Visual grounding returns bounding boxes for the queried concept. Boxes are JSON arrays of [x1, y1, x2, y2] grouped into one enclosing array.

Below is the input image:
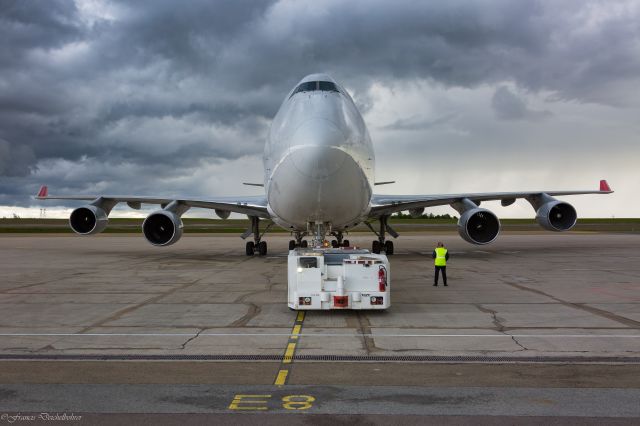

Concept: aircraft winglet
[[36, 185, 48, 198], [599, 179, 612, 192]]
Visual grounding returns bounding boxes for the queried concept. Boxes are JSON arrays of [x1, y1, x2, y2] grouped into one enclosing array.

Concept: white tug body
[[287, 247, 390, 310]]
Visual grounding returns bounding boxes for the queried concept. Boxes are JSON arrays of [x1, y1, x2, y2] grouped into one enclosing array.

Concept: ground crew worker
[[432, 241, 449, 286]]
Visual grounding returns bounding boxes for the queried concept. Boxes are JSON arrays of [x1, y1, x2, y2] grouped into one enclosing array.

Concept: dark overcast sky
[[1, 0, 638, 218]]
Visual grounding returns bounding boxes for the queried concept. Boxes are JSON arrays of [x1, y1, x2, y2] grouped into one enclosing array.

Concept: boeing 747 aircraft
[[37, 73, 612, 255]]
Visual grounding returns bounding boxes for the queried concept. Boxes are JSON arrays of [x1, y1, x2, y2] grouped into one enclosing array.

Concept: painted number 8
[[282, 395, 315, 410]]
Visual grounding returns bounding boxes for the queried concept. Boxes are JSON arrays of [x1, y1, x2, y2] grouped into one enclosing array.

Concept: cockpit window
[[318, 81, 339, 92], [296, 81, 317, 93], [290, 81, 340, 98]]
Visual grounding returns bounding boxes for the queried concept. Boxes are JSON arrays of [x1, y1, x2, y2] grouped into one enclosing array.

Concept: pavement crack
[[475, 304, 505, 332], [501, 278, 640, 328], [179, 328, 203, 350], [510, 335, 528, 351], [80, 278, 205, 332], [356, 312, 379, 354]]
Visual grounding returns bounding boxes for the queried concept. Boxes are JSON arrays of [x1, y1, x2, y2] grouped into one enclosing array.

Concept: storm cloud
[[491, 86, 552, 121], [0, 0, 638, 216]]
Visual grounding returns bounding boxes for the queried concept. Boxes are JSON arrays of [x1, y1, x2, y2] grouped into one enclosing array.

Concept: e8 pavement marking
[[228, 394, 315, 411], [273, 310, 306, 386]]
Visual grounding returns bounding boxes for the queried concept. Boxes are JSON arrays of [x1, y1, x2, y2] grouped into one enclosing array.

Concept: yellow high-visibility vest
[[434, 247, 447, 266]]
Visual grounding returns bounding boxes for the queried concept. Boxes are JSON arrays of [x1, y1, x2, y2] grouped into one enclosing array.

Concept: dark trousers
[[434, 266, 447, 285]]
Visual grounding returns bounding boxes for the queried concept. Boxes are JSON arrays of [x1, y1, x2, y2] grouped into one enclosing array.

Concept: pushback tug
[[288, 246, 390, 310]]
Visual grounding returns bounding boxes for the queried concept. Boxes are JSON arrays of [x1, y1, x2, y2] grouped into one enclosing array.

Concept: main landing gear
[[366, 215, 397, 255], [246, 240, 267, 256], [288, 232, 308, 251], [244, 216, 272, 256]]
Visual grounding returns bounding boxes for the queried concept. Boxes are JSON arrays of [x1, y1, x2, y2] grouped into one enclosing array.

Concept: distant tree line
[[393, 212, 457, 220]]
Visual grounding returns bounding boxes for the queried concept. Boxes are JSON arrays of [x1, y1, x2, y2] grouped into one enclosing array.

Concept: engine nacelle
[[215, 209, 231, 219], [457, 208, 501, 245], [69, 205, 108, 235], [408, 208, 425, 218], [535, 201, 577, 231], [142, 210, 183, 246]]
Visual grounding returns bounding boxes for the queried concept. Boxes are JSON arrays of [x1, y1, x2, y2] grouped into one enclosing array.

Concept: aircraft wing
[[369, 180, 613, 218], [35, 186, 270, 218]]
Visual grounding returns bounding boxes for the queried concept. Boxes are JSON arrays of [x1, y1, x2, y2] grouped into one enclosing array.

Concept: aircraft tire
[[245, 241, 255, 256], [301, 240, 308, 248], [372, 240, 381, 254], [384, 240, 394, 255], [331, 240, 339, 248], [343, 239, 350, 247], [258, 241, 268, 256], [289, 240, 296, 250]]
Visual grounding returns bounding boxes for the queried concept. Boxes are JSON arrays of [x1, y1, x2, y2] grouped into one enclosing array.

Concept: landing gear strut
[[311, 222, 328, 247], [243, 216, 271, 256], [293, 224, 349, 250], [366, 215, 396, 255]]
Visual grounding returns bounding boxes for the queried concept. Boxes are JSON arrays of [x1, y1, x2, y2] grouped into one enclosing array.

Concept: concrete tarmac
[[1, 232, 639, 423]]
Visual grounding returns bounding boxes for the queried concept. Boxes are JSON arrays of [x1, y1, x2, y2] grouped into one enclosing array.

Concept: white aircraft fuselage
[[264, 73, 373, 232]]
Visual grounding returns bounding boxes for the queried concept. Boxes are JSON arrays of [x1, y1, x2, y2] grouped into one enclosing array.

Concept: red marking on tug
[[333, 296, 348, 308], [378, 266, 387, 292]]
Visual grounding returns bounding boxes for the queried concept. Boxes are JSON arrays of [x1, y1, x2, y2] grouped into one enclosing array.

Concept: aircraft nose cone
[[290, 145, 348, 180], [290, 119, 348, 179]]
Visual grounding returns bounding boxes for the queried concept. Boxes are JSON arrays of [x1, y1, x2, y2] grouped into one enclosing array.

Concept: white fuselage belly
[[264, 77, 374, 231]]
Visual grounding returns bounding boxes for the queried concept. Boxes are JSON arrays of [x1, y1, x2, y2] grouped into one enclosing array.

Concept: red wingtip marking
[[37, 185, 48, 197], [599, 180, 611, 192]]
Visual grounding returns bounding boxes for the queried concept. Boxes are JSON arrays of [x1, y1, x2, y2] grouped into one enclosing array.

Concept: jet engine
[[457, 208, 501, 245], [408, 207, 425, 218], [142, 210, 183, 246], [69, 205, 108, 235], [215, 209, 231, 219], [451, 198, 501, 245], [535, 200, 577, 231]]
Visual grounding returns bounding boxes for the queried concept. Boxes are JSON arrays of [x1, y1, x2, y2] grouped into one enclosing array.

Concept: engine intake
[[69, 206, 108, 235], [408, 208, 425, 218], [536, 201, 577, 231], [142, 210, 183, 246], [458, 208, 500, 245], [215, 209, 231, 219]]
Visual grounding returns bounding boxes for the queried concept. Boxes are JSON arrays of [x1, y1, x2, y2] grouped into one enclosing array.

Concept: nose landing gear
[[366, 215, 397, 255], [288, 231, 309, 251], [328, 231, 350, 248]]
